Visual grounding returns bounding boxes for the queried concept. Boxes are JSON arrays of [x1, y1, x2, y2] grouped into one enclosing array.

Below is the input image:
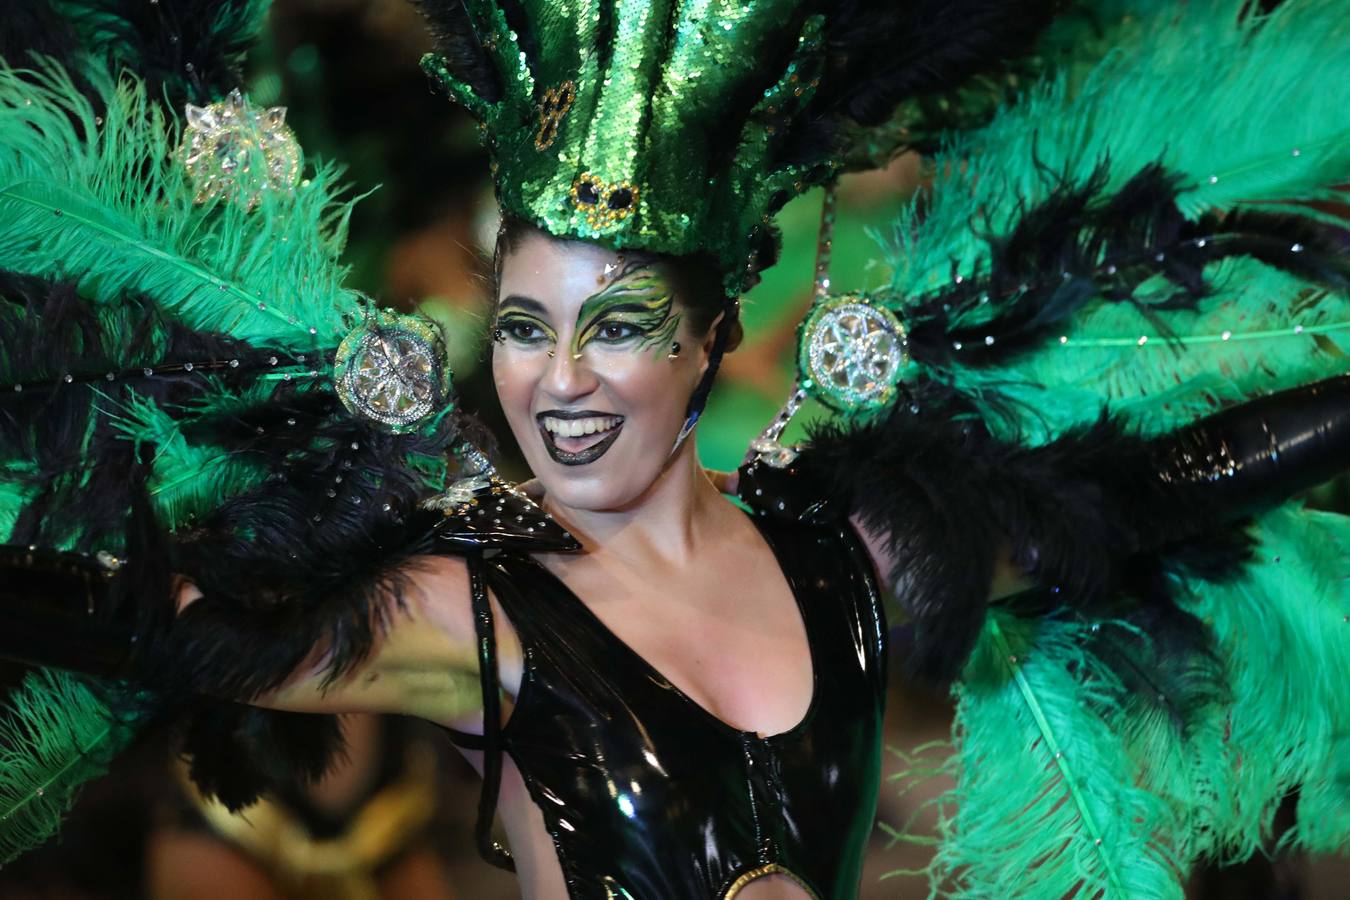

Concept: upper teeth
[[542, 415, 622, 438]]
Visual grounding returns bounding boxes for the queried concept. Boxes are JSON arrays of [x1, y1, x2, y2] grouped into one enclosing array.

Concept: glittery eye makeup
[[495, 296, 559, 347], [571, 263, 680, 357]]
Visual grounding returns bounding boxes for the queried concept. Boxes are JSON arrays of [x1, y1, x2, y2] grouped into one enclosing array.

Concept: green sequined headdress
[[417, 0, 838, 296]]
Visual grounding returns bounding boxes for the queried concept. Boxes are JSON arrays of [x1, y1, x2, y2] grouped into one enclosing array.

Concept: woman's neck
[[540, 439, 725, 567]]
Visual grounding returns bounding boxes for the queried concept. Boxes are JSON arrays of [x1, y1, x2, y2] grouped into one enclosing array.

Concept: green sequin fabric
[[422, 0, 838, 296]]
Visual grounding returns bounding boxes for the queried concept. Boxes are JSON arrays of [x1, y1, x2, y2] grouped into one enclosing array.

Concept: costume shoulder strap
[[465, 552, 515, 872]]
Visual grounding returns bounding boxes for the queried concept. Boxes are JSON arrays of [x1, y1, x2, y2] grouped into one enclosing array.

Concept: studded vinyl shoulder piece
[[448, 513, 887, 900]]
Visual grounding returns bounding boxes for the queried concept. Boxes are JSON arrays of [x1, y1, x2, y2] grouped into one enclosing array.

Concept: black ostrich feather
[[52, 0, 268, 107], [799, 392, 1249, 697], [0, 1, 88, 75], [178, 701, 344, 811], [808, 0, 1064, 128], [775, 0, 1065, 167], [410, 0, 505, 103], [903, 163, 1350, 371]]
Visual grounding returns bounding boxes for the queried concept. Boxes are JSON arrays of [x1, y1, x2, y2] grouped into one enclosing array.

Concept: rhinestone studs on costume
[[334, 312, 452, 433], [179, 89, 302, 207], [535, 81, 576, 150], [799, 293, 909, 412], [570, 172, 639, 231]]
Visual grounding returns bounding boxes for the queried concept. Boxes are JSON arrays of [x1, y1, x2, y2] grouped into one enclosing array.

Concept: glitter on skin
[[571, 261, 681, 358]]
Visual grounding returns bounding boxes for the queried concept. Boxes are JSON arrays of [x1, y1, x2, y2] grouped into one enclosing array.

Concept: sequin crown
[[420, 0, 837, 296]]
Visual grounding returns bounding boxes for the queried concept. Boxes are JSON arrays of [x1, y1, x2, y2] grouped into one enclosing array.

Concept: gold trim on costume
[[722, 863, 822, 899]]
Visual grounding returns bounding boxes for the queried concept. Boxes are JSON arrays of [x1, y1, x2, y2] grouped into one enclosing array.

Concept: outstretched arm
[[231, 555, 496, 726], [0, 549, 496, 726]]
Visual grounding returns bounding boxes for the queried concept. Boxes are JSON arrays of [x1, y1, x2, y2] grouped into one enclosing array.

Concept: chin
[[529, 456, 653, 512]]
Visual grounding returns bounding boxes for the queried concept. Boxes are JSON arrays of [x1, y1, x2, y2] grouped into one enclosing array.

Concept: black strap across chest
[[449, 515, 887, 899]]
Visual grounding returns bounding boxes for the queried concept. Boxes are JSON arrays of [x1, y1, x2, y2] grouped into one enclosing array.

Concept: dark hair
[[492, 215, 745, 352]]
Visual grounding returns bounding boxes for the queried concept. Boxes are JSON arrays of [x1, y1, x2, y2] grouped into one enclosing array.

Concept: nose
[[541, 347, 600, 403]]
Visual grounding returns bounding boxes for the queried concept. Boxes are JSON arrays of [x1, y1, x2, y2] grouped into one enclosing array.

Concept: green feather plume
[[876, 2, 1350, 893], [109, 389, 270, 529], [0, 61, 363, 348], [902, 614, 1188, 898], [1173, 507, 1350, 858], [878, 0, 1350, 442], [906, 507, 1350, 896], [0, 473, 34, 541], [0, 669, 144, 864]]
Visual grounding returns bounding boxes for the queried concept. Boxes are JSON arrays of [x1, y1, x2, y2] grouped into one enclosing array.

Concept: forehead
[[497, 232, 666, 317]]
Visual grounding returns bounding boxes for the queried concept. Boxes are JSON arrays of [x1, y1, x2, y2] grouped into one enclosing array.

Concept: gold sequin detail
[[534, 80, 576, 150]]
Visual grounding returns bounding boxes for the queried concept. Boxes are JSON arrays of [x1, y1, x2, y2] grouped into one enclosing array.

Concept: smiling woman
[[433, 217, 888, 899], [489, 223, 731, 505]]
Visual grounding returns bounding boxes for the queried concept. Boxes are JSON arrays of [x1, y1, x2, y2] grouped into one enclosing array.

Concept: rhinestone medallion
[[334, 313, 452, 432], [799, 294, 909, 411]]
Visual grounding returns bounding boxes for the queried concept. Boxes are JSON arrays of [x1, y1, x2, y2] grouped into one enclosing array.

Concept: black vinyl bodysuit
[[447, 512, 888, 899]]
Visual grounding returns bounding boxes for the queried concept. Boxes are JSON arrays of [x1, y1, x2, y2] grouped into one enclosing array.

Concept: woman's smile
[[537, 410, 626, 465]]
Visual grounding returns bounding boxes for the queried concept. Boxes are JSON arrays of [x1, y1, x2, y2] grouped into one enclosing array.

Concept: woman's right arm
[[0, 549, 499, 728], [248, 554, 497, 726]]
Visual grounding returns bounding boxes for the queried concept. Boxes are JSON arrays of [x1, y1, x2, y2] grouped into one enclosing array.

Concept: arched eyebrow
[[497, 294, 549, 316]]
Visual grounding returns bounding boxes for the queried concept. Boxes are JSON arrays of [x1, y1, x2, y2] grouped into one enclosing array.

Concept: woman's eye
[[597, 321, 639, 342], [497, 319, 549, 343]]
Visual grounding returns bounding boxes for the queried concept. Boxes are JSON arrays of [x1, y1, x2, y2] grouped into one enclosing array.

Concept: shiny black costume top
[[446, 513, 887, 900]]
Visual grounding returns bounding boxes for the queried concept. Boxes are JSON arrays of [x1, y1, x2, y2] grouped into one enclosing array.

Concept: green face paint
[[494, 296, 559, 348], [571, 262, 681, 357]]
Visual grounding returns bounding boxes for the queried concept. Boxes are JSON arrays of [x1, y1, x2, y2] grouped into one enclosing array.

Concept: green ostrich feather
[[901, 613, 1188, 898], [108, 389, 271, 530], [945, 261, 1350, 442], [1170, 506, 1350, 857], [0, 61, 364, 348], [908, 506, 1350, 896], [0, 669, 146, 865], [876, 0, 1350, 442], [0, 474, 34, 541]]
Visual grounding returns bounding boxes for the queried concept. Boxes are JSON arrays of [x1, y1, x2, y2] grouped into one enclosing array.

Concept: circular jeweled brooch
[[798, 293, 909, 412], [334, 312, 453, 432]]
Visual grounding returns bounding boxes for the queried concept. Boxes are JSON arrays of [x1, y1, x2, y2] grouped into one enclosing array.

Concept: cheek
[[491, 350, 543, 421], [591, 350, 693, 421]]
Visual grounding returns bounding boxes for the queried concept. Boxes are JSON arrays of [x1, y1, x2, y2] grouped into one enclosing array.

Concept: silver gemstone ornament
[[334, 312, 452, 433], [798, 293, 909, 412], [179, 89, 302, 207]]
